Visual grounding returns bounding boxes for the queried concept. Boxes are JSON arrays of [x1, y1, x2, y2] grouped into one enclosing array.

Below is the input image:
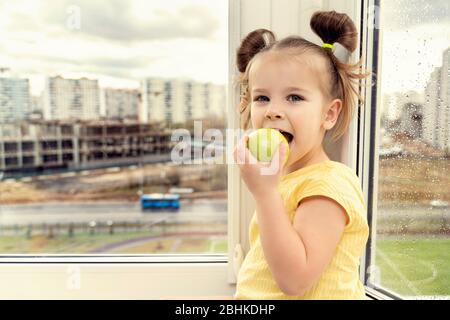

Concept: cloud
[[375, 0, 450, 94], [0, 0, 228, 93], [381, 0, 449, 30], [83, 56, 159, 70], [380, 22, 450, 94], [8, 50, 161, 81], [33, 0, 221, 42]]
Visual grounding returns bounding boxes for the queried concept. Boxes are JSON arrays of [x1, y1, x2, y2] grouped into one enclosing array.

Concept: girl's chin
[[289, 140, 297, 151], [285, 141, 304, 168], [285, 141, 295, 165]]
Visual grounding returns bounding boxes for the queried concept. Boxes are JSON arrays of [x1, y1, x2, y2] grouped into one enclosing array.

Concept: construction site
[[0, 120, 176, 177]]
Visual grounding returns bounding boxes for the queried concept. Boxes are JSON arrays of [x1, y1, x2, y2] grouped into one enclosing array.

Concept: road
[[0, 200, 448, 227], [0, 199, 227, 226], [377, 204, 450, 220]]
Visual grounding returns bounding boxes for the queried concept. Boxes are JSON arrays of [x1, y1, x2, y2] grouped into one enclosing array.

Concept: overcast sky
[[0, 0, 228, 95], [380, 0, 450, 94], [0, 0, 449, 97]]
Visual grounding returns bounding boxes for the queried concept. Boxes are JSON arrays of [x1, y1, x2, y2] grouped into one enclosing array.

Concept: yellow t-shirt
[[234, 160, 369, 300]]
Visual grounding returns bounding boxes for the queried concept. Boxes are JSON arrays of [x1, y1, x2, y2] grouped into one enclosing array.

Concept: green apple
[[246, 128, 290, 164]]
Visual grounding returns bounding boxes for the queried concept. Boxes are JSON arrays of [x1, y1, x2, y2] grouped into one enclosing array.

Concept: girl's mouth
[[278, 129, 294, 146]]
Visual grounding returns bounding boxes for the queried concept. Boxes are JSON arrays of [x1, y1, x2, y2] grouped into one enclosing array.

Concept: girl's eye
[[254, 95, 269, 102], [287, 94, 304, 102]]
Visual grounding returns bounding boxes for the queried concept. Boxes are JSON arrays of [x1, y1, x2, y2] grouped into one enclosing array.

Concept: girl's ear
[[323, 99, 342, 130]]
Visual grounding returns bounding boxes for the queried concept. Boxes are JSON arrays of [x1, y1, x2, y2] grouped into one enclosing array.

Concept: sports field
[[375, 238, 450, 298]]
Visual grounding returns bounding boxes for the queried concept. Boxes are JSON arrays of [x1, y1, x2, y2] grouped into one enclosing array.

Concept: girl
[[232, 10, 371, 299]]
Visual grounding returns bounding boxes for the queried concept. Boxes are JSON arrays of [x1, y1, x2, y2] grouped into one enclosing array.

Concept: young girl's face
[[248, 50, 340, 170]]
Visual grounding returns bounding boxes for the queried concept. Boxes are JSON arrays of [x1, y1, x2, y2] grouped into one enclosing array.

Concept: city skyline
[[0, 73, 226, 124]]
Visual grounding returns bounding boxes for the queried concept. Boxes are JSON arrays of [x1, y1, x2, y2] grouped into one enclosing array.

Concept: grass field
[[0, 231, 155, 253], [0, 231, 228, 254], [375, 238, 450, 297]]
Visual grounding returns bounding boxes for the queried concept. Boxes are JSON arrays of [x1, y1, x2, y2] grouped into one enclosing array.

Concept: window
[[363, 0, 450, 299], [0, 0, 228, 256], [1, 0, 388, 299]]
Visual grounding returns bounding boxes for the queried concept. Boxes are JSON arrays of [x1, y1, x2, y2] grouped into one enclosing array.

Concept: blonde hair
[[235, 10, 372, 142]]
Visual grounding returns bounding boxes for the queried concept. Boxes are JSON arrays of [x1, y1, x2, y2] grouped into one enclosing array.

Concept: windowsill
[[0, 257, 391, 299], [0, 258, 235, 299], [0, 254, 228, 263], [365, 287, 396, 300]]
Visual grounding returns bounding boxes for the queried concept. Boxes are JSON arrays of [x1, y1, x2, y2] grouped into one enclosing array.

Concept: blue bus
[[140, 193, 180, 211]]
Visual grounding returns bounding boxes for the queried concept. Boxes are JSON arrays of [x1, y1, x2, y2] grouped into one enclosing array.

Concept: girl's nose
[[264, 106, 285, 120]]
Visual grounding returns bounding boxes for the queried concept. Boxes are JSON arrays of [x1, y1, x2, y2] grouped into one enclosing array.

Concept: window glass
[[0, 0, 228, 255], [367, 0, 450, 298]]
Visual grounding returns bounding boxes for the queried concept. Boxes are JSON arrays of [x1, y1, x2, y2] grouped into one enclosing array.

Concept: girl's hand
[[232, 133, 288, 198]]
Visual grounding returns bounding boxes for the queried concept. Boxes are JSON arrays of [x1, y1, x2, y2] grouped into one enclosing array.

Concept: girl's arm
[[254, 190, 347, 296], [232, 134, 347, 295]]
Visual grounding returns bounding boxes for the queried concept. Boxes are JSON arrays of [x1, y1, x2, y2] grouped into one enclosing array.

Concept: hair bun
[[236, 29, 276, 73], [310, 10, 358, 52]]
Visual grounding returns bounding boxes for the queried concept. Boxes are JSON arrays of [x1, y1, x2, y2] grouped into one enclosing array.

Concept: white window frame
[[0, 0, 391, 300], [359, 0, 405, 300]]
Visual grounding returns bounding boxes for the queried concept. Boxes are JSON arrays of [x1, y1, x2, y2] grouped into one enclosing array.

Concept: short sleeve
[[294, 177, 354, 228]]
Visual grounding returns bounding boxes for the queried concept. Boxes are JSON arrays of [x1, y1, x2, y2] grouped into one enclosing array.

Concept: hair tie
[[322, 43, 333, 49]]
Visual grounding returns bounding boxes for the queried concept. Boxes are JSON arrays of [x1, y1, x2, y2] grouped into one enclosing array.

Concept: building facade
[[423, 67, 441, 148], [101, 88, 141, 120], [0, 77, 30, 123], [141, 78, 226, 124], [423, 48, 450, 152], [0, 120, 174, 175], [43, 76, 100, 121], [399, 103, 423, 139], [439, 48, 449, 152]]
